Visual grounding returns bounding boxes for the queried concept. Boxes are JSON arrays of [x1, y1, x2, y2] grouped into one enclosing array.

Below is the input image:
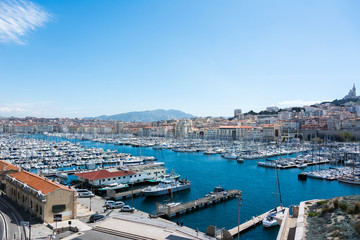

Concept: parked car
[[88, 214, 105, 223], [76, 189, 95, 198], [103, 200, 115, 208], [78, 191, 95, 198], [120, 205, 135, 212], [109, 201, 125, 209]]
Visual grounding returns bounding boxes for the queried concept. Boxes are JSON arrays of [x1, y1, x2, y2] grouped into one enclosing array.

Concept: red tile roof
[[8, 171, 71, 195], [0, 160, 20, 171], [74, 170, 135, 180]]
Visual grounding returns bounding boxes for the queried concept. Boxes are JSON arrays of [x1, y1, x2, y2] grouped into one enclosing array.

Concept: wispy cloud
[[278, 99, 331, 108], [0, 102, 51, 117], [0, 0, 51, 44]]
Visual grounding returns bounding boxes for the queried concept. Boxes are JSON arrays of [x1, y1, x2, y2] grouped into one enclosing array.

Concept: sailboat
[[339, 145, 360, 185], [263, 164, 285, 227]]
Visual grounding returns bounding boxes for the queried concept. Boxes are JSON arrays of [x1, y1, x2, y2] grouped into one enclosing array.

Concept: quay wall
[[301, 129, 360, 140]]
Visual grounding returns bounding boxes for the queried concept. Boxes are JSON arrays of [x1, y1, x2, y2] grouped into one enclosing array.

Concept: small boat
[[213, 185, 226, 193], [204, 150, 217, 155], [263, 208, 285, 227], [222, 152, 238, 160], [263, 165, 284, 228], [237, 158, 244, 163], [298, 173, 307, 180], [338, 177, 360, 185], [98, 183, 129, 191], [296, 163, 307, 168]]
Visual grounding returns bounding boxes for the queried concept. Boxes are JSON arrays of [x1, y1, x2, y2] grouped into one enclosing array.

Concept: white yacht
[[141, 179, 191, 196], [262, 208, 285, 227], [222, 152, 238, 160]]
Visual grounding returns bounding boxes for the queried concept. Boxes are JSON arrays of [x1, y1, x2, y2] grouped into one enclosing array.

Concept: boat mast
[[275, 164, 278, 211], [277, 165, 282, 207], [354, 146, 357, 180]]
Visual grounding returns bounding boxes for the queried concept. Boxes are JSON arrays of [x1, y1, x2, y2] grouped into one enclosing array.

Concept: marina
[[1, 134, 360, 239]]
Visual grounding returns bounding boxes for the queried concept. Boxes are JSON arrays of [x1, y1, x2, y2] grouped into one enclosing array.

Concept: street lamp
[[236, 193, 242, 240], [28, 205, 32, 240], [90, 196, 92, 211]]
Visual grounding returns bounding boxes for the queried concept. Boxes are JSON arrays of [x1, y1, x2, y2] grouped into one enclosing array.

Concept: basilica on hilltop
[[343, 84, 358, 100]]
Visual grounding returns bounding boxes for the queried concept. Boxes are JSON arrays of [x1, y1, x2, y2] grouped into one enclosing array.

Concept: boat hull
[[142, 184, 191, 196]]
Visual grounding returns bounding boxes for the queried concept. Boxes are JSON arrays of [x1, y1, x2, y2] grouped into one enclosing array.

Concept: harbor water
[[33, 135, 360, 240]]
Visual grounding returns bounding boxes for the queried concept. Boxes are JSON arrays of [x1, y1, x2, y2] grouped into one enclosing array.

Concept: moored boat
[[141, 179, 191, 196]]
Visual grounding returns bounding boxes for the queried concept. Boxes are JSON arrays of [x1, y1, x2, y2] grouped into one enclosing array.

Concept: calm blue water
[[32, 135, 360, 240]]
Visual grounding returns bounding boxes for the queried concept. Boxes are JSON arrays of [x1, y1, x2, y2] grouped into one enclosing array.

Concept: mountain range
[[89, 109, 195, 122]]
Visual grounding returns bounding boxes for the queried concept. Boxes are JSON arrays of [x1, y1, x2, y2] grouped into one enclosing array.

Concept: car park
[[120, 205, 135, 212], [88, 214, 105, 223]]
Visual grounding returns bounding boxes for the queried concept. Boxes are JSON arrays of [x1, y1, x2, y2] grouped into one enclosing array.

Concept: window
[[113, 178, 115, 180]]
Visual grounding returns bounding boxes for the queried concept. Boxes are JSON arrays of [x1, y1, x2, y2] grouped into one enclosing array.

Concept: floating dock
[[242, 151, 305, 160], [228, 206, 287, 237], [153, 189, 241, 218], [258, 160, 330, 169]]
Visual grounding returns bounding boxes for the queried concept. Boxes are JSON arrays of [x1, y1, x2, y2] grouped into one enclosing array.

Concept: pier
[[153, 189, 241, 218], [228, 206, 287, 237], [279, 160, 330, 169]]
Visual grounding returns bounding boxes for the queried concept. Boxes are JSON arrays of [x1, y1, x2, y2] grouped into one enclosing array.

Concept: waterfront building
[[35, 125, 54, 133], [174, 120, 192, 138], [100, 126, 113, 134], [217, 126, 254, 141], [244, 127, 262, 141], [13, 124, 34, 133], [5, 171, 77, 223], [262, 124, 280, 141], [115, 122, 124, 134], [0, 160, 20, 187], [205, 128, 217, 139], [68, 125, 79, 133], [74, 169, 136, 186]]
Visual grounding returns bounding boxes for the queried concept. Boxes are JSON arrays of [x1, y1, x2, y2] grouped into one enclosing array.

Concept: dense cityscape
[[2, 85, 360, 142]]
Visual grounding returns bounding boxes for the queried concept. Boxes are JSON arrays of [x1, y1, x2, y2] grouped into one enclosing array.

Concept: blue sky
[[1, 0, 360, 118]]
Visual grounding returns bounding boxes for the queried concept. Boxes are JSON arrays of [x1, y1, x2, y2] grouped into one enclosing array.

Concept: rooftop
[[0, 160, 20, 171], [8, 171, 72, 195], [74, 169, 136, 180]]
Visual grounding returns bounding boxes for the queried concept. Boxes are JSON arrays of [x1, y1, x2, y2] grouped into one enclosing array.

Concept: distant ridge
[[89, 109, 195, 122]]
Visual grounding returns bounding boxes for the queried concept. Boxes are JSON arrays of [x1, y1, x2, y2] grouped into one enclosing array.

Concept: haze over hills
[[89, 109, 195, 122]]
